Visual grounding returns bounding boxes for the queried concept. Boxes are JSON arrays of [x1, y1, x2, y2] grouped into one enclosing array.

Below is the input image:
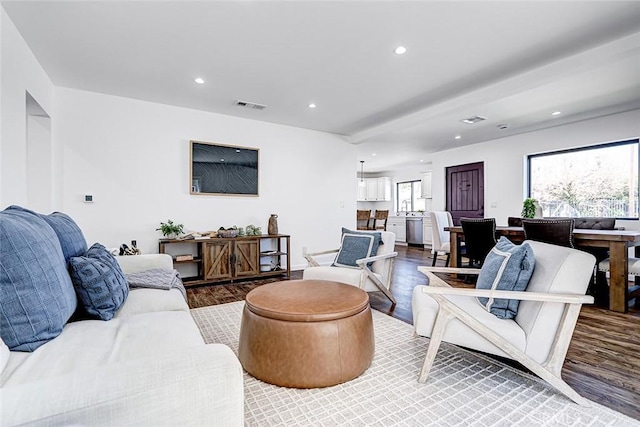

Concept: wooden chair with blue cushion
[[412, 239, 595, 405], [303, 229, 398, 305]]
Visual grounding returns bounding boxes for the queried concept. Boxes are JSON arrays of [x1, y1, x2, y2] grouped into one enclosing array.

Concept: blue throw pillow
[[4, 206, 87, 263], [475, 237, 535, 319], [333, 228, 382, 269], [0, 206, 77, 351], [69, 243, 129, 321], [40, 211, 88, 263]]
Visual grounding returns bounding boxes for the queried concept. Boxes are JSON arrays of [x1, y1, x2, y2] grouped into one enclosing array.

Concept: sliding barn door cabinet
[[159, 234, 290, 286]]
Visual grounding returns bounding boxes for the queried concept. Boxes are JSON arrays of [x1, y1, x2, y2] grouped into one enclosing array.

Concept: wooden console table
[[159, 234, 290, 286]]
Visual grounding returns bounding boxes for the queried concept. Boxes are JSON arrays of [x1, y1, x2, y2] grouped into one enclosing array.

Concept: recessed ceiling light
[[454, 135, 462, 140], [552, 111, 562, 116], [420, 160, 424, 162], [194, 77, 205, 84], [394, 46, 407, 55], [308, 103, 316, 108], [372, 153, 377, 156], [460, 115, 486, 124]]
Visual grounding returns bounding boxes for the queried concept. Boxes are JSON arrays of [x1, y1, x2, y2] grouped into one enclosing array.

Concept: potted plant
[[521, 198, 539, 219], [156, 219, 184, 239]]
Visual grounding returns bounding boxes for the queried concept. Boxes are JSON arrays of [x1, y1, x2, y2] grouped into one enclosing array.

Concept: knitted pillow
[[69, 243, 129, 321]]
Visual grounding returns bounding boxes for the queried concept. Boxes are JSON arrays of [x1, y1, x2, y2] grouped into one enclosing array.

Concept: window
[[397, 180, 426, 213], [528, 139, 639, 219]]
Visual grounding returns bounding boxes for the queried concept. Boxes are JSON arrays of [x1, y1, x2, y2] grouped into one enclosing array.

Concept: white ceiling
[[3, 1, 640, 172]]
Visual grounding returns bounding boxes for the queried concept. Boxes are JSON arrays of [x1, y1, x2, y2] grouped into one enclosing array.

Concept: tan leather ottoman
[[238, 279, 374, 388]]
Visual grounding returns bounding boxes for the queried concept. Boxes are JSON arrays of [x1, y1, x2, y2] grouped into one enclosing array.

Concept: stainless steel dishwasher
[[406, 216, 423, 246]]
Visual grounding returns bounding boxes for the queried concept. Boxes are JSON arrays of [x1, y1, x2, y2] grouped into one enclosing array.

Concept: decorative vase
[[268, 214, 279, 235]]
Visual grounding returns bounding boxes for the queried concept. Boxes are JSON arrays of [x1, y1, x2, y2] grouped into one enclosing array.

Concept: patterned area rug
[[191, 302, 638, 426]]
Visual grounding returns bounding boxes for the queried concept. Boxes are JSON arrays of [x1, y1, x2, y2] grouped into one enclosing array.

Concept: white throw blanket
[[126, 268, 187, 301]]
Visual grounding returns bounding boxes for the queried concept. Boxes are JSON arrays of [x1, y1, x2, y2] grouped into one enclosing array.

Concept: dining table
[[447, 225, 640, 313]]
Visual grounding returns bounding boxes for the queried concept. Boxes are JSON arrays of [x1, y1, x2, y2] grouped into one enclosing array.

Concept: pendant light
[[358, 160, 367, 187]]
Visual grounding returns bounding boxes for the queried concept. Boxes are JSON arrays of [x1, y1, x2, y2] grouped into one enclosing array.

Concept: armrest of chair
[[421, 286, 594, 304], [303, 249, 339, 267], [418, 266, 481, 276], [355, 251, 398, 267]]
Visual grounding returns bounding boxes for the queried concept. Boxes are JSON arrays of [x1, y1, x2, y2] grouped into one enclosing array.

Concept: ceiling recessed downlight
[[372, 153, 377, 156], [194, 77, 205, 84], [308, 103, 317, 108], [454, 135, 462, 140], [460, 115, 486, 124], [552, 111, 562, 116], [394, 46, 407, 55]]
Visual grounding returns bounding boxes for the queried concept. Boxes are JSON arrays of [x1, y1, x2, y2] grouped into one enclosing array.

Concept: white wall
[[1, 8, 56, 207], [54, 88, 356, 269], [426, 109, 640, 229]]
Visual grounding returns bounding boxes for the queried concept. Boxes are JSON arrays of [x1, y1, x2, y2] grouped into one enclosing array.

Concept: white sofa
[[1, 254, 244, 426]]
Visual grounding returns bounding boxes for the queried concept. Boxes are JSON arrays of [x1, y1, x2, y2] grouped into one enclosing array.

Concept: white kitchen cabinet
[[387, 216, 406, 243], [356, 177, 391, 201], [376, 177, 391, 201], [422, 214, 433, 248], [357, 182, 367, 201], [366, 179, 378, 200], [421, 172, 432, 199]]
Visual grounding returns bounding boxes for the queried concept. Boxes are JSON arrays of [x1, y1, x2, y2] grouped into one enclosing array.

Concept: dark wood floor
[[186, 245, 640, 420]]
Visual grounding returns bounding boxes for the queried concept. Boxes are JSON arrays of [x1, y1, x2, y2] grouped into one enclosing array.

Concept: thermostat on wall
[[84, 195, 94, 203]]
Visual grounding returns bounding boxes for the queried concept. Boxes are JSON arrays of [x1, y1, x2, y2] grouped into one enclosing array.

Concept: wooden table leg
[[449, 230, 459, 269], [608, 241, 628, 313]]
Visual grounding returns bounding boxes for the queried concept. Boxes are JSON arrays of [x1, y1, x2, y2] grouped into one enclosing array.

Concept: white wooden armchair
[[413, 240, 595, 405], [303, 231, 398, 305]]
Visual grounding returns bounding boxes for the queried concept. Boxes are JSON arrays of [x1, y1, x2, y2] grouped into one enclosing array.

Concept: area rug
[[191, 302, 638, 426]]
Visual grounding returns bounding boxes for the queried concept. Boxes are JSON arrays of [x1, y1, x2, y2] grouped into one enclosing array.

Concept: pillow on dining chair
[[475, 237, 536, 319], [333, 228, 382, 269]]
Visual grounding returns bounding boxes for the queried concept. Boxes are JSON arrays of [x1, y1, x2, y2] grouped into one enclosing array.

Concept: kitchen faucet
[[401, 200, 409, 212]]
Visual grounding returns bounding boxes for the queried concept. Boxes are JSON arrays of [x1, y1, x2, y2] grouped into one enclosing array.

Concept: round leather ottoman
[[238, 279, 374, 388]]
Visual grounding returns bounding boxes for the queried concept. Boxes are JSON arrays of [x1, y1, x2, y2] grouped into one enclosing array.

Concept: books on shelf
[[174, 254, 194, 262]]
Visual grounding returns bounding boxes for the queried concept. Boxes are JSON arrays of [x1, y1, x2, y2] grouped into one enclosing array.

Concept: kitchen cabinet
[[357, 177, 391, 201], [422, 214, 433, 249], [366, 179, 378, 200], [421, 172, 432, 199], [357, 182, 367, 201], [387, 216, 406, 243]]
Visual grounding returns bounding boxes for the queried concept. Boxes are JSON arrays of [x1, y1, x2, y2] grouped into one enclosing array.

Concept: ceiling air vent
[[235, 100, 267, 111], [460, 115, 487, 124]]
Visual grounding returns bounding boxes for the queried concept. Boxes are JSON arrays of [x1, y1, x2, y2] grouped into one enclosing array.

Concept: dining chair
[[430, 211, 453, 267], [522, 218, 575, 248], [597, 258, 640, 308], [460, 218, 497, 267], [303, 229, 398, 305], [356, 210, 371, 230], [369, 210, 389, 231], [507, 217, 523, 227], [413, 240, 596, 405]]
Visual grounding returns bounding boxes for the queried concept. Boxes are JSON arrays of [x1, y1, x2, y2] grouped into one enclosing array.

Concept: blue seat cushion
[[0, 206, 77, 351], [69, 243, 129, 321], [333, 228, 382, 269], [475, 237, 536, 319]]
